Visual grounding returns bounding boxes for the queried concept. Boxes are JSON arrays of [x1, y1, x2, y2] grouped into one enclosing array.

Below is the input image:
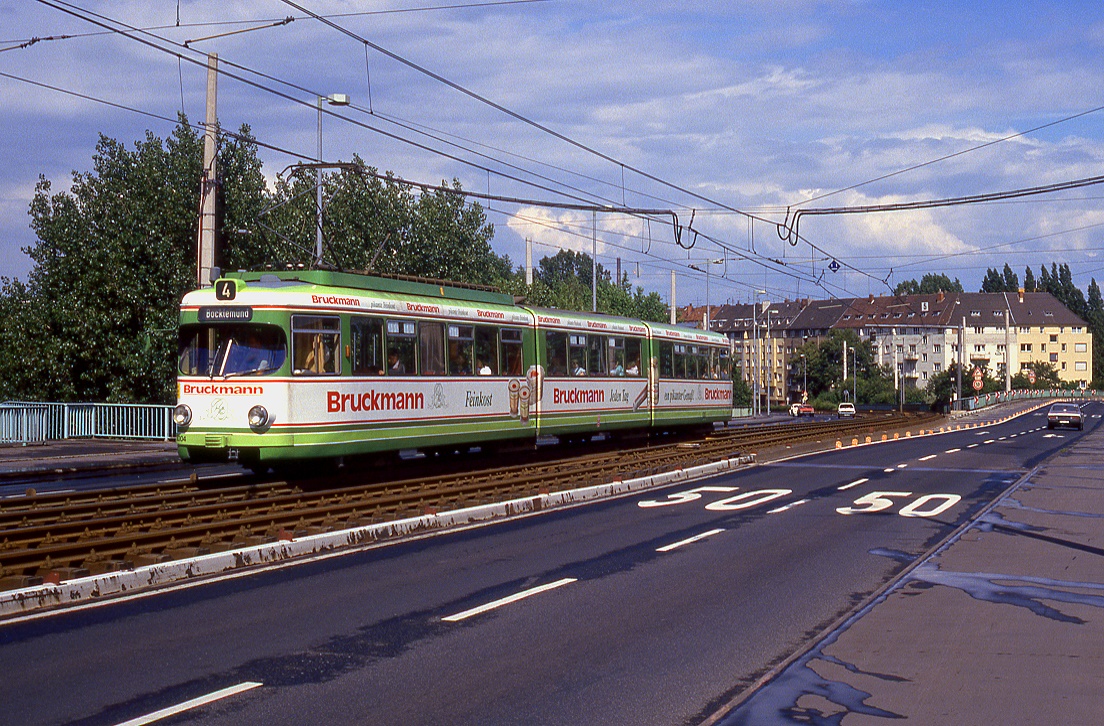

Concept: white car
[[837, 402, 856, 418], [1046, 403, 1083, 431], [789, 403, 802, 417]]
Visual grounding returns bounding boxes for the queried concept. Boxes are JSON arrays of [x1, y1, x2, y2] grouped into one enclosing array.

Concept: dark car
[[1047, 402, 1084, 431]]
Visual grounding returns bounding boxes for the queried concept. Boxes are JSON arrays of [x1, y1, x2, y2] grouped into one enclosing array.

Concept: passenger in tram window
[[626, 357, 640, 376], [572, 355, 587, 376], [547, 348, 567, 376], [477, 358, 493, 375], [387, 349, 406, 375], [504, 344, 523, 376]]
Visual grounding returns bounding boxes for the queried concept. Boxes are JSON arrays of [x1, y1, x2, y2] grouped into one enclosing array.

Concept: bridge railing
[[954, 388, 1099, 413], [0, 402, 175, 443]]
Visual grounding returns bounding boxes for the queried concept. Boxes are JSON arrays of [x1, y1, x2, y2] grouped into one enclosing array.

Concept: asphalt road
[[0, 404, 1095, 725]]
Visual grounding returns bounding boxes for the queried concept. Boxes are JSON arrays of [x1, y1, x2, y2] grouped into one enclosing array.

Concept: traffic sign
[[1028, 370, 1036, 384], [972, 366, 983, 381], [828, 259, 841, 273], [972, 378, 984, 391]]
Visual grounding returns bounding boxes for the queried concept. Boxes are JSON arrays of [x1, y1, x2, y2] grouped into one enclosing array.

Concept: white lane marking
[[918, 454, 937, 461], [838, 478, 869, 491], [767, 499, 809, 514], [443, 578, 577, 622], [656, 528, 725, 552], [998, 436, 1007, 441], [983, 439, 996, 444], [883, 468, 895, 473], [967, 444, 979, 448], [115, 682, 263, 726], [944, 448, 961, 453], [897, 463, 908, 469]]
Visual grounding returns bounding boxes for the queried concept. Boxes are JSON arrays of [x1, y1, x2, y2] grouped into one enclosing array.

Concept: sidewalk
[[0, 439, 180, 478], [722, 407, 1104, 724]]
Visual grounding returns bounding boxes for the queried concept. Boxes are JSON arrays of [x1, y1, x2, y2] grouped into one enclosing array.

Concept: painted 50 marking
[[638, 486, 962, 519], [836, 491, 962, 518], [638, 486, 792, 510]]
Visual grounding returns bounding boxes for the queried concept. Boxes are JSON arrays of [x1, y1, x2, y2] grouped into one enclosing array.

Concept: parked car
[[797, 404, 815, 417], [789, 403, 802, 417], [837, 402, 856, 418], [1046, 402, 1084, 431]]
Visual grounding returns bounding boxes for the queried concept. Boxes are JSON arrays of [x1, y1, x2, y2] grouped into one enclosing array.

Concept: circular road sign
[[972, 378, 984, 391]]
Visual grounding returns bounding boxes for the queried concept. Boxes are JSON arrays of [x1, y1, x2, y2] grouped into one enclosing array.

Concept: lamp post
[[316, 93, 350, 264], [689, 259, 725, 330], [754, 290, 767, 415], [852, 345, 859, 405], [800, 353, 807, 403]]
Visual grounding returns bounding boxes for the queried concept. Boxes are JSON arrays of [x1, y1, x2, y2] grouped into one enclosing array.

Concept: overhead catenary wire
[[29, 0, 842, 290]]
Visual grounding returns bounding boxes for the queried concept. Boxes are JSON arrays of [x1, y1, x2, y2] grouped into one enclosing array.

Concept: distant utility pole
[[669, 270, 676, 325], [525, 237, 533, 286], [196, 52, 218, 288]]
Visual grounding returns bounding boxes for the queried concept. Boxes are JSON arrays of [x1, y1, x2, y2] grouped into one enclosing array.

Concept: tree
[[1023, 266, 1036, 292], [980, 264, 1019, 293], [7, 120, 208, 403], [1010, 361, 1061, 390], [894, 273, 964, 296]]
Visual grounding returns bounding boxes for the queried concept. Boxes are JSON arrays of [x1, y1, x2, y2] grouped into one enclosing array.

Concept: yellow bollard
[[865, 436, 872, 443], [835, 440, 842, 449], [851, 438, 859, 446]]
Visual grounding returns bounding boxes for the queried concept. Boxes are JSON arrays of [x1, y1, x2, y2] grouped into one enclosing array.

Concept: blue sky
[[3, 0, 1104, 307]]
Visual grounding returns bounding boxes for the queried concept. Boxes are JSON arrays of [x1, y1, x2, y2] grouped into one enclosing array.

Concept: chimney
[[869, 294, 875, 304], [801, 298, 810, 309], [1018, 287, 1025, 303], [937, 291, 944, 303]]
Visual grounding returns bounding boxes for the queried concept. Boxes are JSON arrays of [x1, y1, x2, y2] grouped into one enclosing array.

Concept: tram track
[[0, 413, 941, 592]]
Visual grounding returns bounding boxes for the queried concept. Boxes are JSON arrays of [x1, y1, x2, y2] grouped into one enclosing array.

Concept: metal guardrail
[[0, 402, 175, 443], [955, 388, 1099, 413], [0, 406, 48, 444]]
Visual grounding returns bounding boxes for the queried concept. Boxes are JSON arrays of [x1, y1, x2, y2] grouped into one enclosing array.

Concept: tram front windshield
[[179, 324, 287, 377]]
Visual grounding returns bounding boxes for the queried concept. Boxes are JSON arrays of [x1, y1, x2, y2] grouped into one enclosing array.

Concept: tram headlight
[[248, 405, 271, 431], [173, 404, 192, 428]]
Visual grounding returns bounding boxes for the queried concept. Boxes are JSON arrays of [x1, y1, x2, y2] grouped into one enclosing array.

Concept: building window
[[934, 363, 942, 372], [934, 344, 942, 353], [974, 327, 984, 334], [1020, 343, 1032, 352], [1041, 344, 1047, 352], [1076, 361, 1088, 371], [1076, 343, 1087, 352], [1073, 327, 1083, 334], [974, 344, 985, 352], [1050, 353, 1059, 362], [1062, 343, 1067, 352], [1050, 334, 1058, 343]]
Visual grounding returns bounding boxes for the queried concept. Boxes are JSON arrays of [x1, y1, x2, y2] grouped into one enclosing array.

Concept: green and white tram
[[174, 269, 732, 469]]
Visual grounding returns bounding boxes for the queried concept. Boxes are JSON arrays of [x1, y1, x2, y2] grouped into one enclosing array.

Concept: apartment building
[[699, 289, 1091, 407]]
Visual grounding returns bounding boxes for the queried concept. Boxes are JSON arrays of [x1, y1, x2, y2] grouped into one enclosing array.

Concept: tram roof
[[224, 269, 516, 307]]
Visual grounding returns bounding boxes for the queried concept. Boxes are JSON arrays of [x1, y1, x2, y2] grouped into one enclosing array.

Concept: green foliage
[[786, 330, 896, 405], [894, 273, 964, 296], [2, 120, 205, 402], [510, 249, 668, 322], [980, 264, 1020, 293], [1010, 361, 1061, 389], [0, 122, 511, 403]]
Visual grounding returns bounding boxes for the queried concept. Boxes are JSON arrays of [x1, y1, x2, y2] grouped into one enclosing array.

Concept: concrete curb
[[0, 454, 755, 619]]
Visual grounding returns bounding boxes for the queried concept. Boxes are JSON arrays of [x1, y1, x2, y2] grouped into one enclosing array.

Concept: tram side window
[[448, 325, 474, 376], [587, 335, 607, 376], [607, 337, 626, 376], [545, 331, 568, 376], [420, 322, 446, 375], [674, 344, 689, 379], [659, 341, 675, 378], [718, 349, 732, 379], [501, 328, 524, 376], [385, 320, 416, 375], [624, 338, 642, 376], [351, 316, 384, 375], [292, 316, 340, 375], [474, 326, 499, 375], [569, 334, 588, 376], [693, 346, 709, 380]]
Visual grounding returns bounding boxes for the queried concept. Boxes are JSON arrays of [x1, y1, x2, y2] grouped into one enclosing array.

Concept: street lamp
[[688, 259, 725, 330], [317, 93, 350, 264], [852, 345, 859, 405], [753, 289, 767, 416], [800, 353, 807, 403]]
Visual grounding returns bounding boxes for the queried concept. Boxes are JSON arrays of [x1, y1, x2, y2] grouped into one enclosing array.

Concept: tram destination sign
[[198, 306, 253, 323]]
